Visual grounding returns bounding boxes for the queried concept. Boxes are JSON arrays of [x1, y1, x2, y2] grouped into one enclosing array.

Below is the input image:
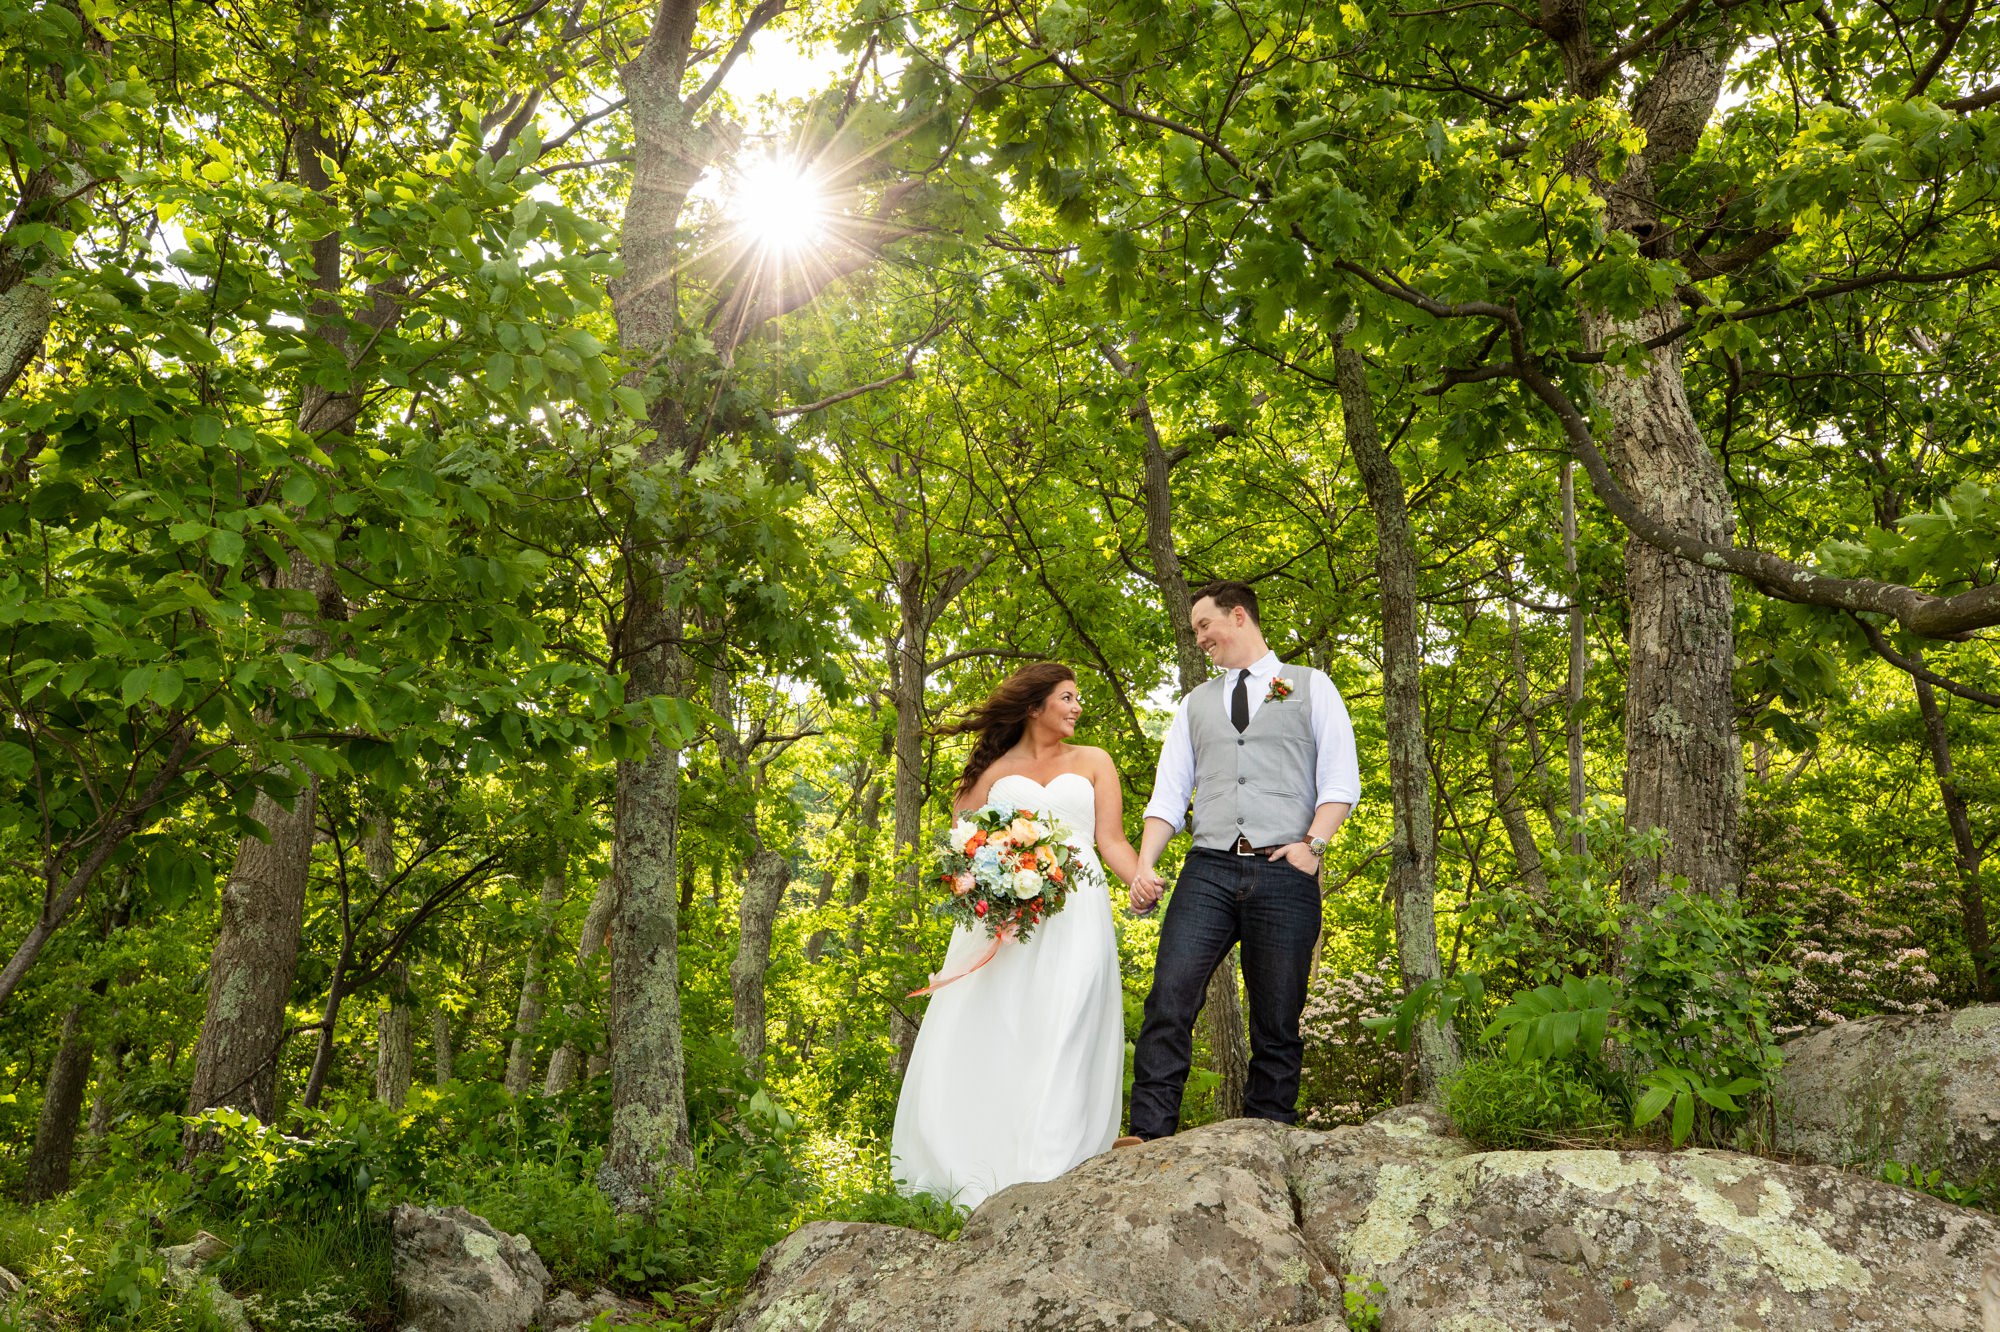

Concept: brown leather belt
[[1230, 836, 1286, 856]]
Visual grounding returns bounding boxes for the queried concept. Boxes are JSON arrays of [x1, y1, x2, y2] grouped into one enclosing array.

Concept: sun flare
[[729, 156, 828, 252]]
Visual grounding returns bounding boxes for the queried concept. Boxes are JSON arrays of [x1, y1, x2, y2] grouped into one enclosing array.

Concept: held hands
[[1128, 866, 1166, 915], [1268, 842, 1323, 876]]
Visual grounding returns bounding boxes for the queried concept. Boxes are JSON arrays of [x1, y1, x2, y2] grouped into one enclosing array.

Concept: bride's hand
[[1128, 867, 1165, 915]]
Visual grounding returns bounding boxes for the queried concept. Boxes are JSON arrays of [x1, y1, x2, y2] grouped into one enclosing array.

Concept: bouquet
[[911, 803, 1103, 996]]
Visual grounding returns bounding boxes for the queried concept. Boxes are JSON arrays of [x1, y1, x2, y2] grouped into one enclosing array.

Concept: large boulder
[[723, 1108, 2000, 1332], [1772, 1004, 2000, 1184], [390, 1205, 549, 1332]]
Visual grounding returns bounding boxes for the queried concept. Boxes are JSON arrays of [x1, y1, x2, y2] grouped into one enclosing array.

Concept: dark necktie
[[1231, 669, 1250, 733]]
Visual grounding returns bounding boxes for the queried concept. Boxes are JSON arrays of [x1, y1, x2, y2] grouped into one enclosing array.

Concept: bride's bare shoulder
[[1068, 745, 1117, 778]]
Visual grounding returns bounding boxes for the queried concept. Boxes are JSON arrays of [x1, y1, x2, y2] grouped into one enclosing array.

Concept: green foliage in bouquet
[[934, 804, 1103, 945]]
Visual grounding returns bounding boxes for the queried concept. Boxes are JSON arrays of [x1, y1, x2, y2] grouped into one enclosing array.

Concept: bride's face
[[1031, 680, 1083, 738]]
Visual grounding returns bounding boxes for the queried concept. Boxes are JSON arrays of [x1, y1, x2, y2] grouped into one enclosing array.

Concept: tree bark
[[1581, 37, 1743, 906], [545, 876, 615, 1095], [430, 1007, 454, 1087], [1109, 343, 1251, 1121], [185, 42, 371, 1133], [185, 763, 323, 1125], [87, 1039, 126, 1137], [374, 966, 413, 1109], [1336, 338, 1460, 1101], [1912, 654, 1994, 1000], [1488, 718, 1551, 898], [364, 822, 412, 1107], [599, 579, 697, 1207], [1562, 463, 1588, 856], [0, 1, 106, 401], [20, 1004, 92, 1201], [506, 867, 566, 1096], [731, 849, 790, 1078], [888, 558, 987, 1079], [1584, 303, 1742, 905]]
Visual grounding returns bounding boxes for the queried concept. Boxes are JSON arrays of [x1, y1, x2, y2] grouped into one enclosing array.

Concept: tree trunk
[[0, 2, 106, 401], [1579, 37, 1741, 906], [186, 72, 365, 1134], [299, 948, 350, 1110], [599, 579, 696, 1208], [1336, 339, 1460, 1101], [185, 766, 323, 1125], [20, 1004, 92, 1200], [887, 559, 986, 1080], [1487, 713, 1551, 898], [506, 868, 566, 1096], [1912, 656, 1994, 999], [375, 967, 413, 1109], [1505, 592, 1563, 835], [731, 849, 790, 1079], [1586, 302, 1742, 905], [87, 1038, 127, 1137], [545, 877, 615, 1095], [1111, 343, 1251, 1121], [430, 1007, 454, 1087], [365, 823, 412, 1107], [1562, 463, 1588, 856]]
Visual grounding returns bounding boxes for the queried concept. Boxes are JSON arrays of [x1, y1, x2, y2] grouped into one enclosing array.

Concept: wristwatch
[[1307, 835, 1328, 858]]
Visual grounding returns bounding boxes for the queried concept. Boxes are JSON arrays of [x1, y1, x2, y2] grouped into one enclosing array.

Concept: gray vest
[[1187, 664, 1318, 851]]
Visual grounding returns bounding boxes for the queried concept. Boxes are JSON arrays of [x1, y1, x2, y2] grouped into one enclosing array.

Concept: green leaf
[[120, 666, 157, 708], [1669, 1092, 1695, 1146], [1633, 1084, 1674, 1126]]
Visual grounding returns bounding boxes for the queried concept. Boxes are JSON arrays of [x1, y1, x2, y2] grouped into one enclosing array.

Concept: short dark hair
[[1190, 579, 1260, 627]]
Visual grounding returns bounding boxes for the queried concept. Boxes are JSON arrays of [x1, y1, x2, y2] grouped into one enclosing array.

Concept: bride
[[891, 662, 1162, 1208]]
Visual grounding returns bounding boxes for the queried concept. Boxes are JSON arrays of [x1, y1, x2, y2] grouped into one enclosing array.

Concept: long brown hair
[[938, 662, 1077, 797]]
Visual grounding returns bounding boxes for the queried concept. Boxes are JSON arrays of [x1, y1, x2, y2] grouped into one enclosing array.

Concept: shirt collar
[[1231, 651, 1281, 680]]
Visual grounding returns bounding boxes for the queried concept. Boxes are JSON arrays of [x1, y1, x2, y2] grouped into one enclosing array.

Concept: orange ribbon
[[908, 923, 1016, 997]]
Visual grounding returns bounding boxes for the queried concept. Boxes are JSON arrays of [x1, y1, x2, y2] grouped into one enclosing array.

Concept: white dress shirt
[[1142, 651, 1362, 835]]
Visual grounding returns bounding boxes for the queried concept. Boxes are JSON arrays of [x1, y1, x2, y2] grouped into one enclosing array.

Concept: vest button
[[1236, 738, 1245, 745], [1238, 777, 1246, 784], [1237, 817, 1245, 824]]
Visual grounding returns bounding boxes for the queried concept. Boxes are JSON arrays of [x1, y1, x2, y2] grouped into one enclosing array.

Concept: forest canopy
[[0, 0, 1994, 1324]]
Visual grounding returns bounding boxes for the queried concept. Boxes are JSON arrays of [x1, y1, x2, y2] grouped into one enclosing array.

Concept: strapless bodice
[[986, 771, 1097, 845]]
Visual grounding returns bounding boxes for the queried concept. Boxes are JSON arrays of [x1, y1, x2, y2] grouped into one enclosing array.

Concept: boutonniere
[[1263, 677, 1294, 703]]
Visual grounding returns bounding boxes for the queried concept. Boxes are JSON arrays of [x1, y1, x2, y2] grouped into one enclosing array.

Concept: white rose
[[1012, 869, 1044, 899], [950, 820, 980, 853]]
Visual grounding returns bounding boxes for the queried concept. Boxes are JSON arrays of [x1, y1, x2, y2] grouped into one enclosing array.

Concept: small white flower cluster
[[1296, 954, 1405, 1129], [1749, 862, 1947, 1039]]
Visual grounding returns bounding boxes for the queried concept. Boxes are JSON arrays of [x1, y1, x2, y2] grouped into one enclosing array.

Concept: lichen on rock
[[722, 1104, 2000, 1332]]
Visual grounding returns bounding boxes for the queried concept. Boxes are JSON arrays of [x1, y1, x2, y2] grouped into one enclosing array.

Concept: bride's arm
[[1088, 750, 1150, 889]]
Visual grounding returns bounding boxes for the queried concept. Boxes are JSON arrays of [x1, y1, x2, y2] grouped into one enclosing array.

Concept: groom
[[1123, 580, 1360, 1140]]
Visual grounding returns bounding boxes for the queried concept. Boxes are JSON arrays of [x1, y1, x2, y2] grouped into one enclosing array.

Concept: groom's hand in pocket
[[1269, 843, 1322, 876]]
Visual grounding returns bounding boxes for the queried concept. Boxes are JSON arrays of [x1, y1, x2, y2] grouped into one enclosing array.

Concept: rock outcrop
[[723, 1108, 2000, 1332], [1773, 1004, 2000, 1184], [390, 1205, 550, 1332]]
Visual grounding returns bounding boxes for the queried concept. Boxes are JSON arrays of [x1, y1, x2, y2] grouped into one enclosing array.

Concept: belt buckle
[[1233, 835, 1254, 856]]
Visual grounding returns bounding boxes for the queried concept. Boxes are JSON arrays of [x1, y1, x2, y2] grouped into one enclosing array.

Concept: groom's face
[[1190, 597, 1254, 668]]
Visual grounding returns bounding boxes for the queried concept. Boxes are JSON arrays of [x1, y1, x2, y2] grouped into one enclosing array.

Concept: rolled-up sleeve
[[1142, 700, 1197, 833], [1310, 671, 1362, 808]]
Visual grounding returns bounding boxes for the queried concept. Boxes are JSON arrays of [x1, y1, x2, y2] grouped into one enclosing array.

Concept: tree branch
[[1851, 615, 2000, 707]]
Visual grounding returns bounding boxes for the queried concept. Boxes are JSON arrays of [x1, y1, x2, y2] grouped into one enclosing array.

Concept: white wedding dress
[[891, 771, 1124, 1208]]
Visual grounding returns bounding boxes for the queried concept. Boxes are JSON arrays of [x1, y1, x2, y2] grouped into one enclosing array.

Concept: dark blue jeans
[[1129, 847, 1321, 1139]]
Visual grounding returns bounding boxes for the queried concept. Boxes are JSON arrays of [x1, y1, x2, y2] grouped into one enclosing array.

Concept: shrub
[[1297, 956, 1404, 1129], [1444, 1057, 1620, 1149], [1745, 859, 1946, 1037]]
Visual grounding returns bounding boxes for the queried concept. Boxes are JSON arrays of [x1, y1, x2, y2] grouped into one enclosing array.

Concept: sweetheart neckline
[[988, 770, 1094, 795]]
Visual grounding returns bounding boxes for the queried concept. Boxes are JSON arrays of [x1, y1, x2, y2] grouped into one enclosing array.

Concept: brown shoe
[[1113, 1135, 1143, 1149]]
